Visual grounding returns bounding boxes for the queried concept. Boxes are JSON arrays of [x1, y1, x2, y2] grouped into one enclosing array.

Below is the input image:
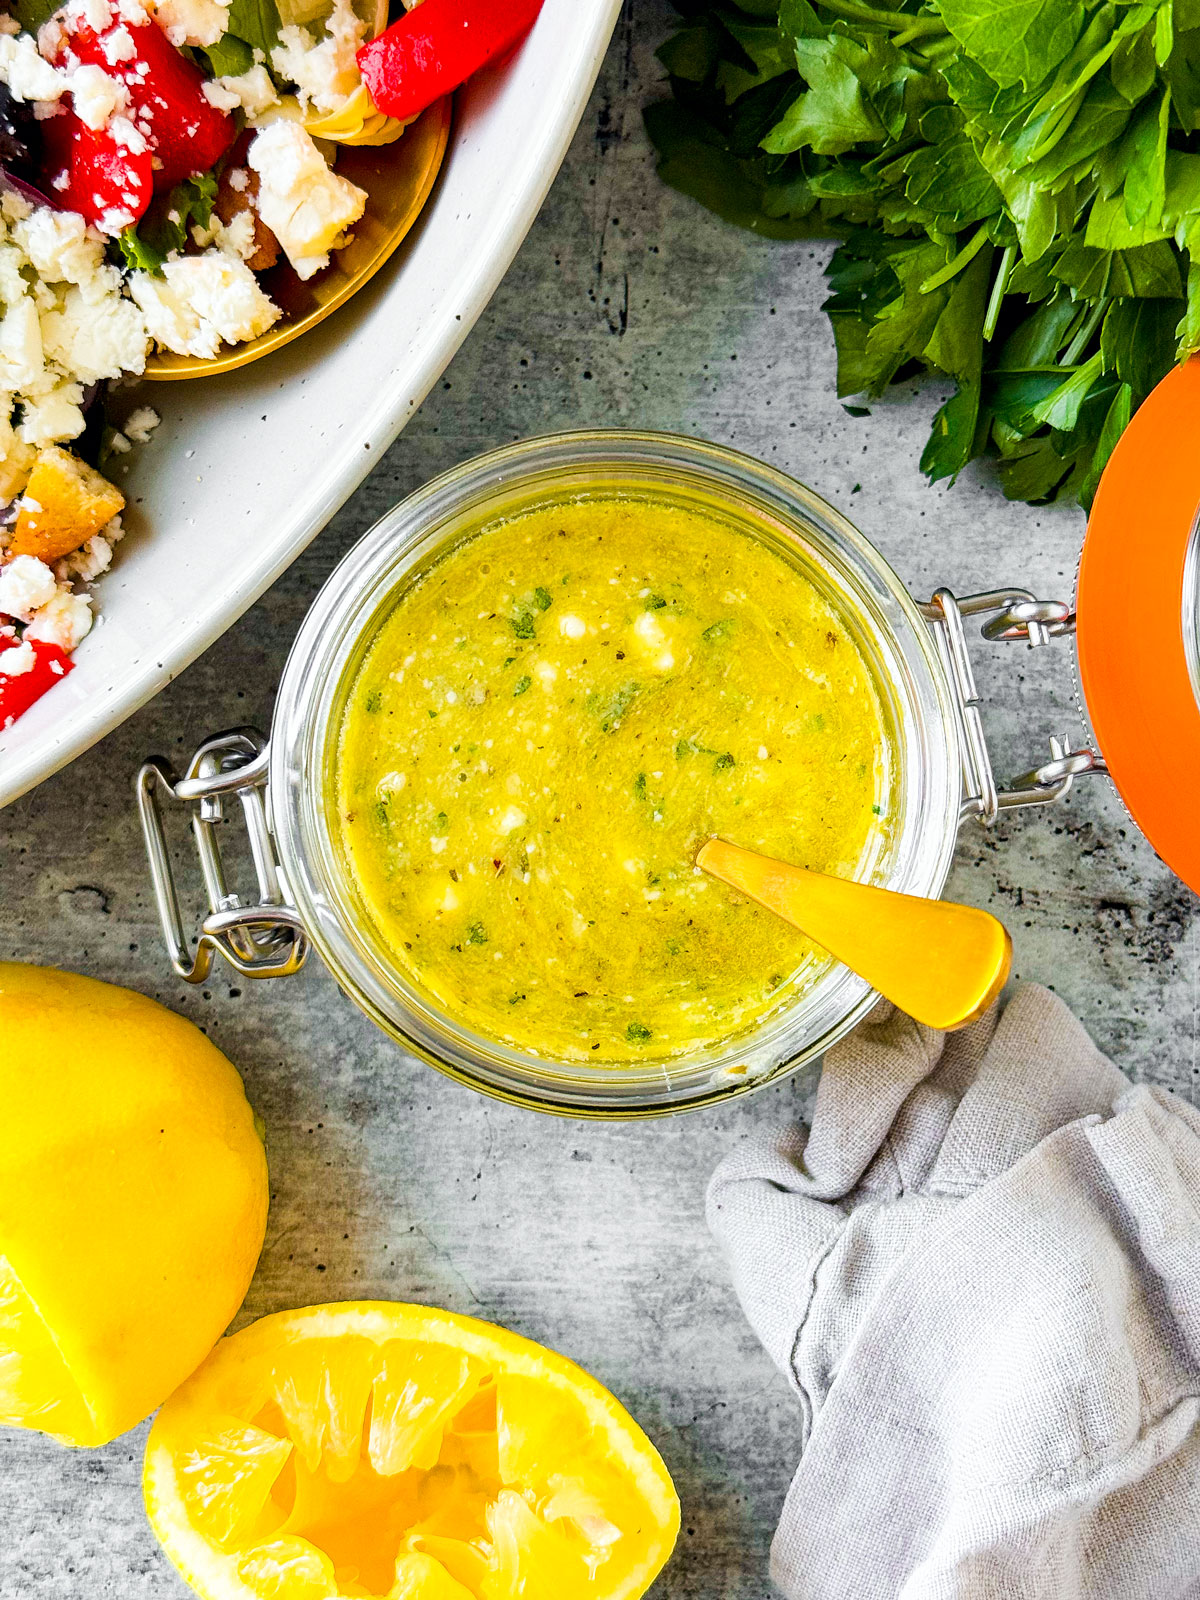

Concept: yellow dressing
[[335, 493, 892, 1062]]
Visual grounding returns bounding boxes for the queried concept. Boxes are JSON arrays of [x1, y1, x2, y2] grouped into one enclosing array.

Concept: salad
[[0, 0, 542, 734]]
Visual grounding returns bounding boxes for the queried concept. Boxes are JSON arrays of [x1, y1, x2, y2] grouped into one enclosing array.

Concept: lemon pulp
[[144, 1303, 679, 1600], [0, 1256, 93, 1444]]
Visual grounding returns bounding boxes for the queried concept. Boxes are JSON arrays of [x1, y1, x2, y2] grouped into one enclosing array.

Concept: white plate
[[0, 0, 621, 808]]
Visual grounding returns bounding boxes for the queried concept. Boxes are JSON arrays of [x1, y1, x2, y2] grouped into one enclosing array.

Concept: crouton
[[10, 446, 125, 563]]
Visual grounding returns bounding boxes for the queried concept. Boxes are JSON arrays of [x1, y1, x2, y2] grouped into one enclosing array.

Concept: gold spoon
[[142, 95, 452, 380], [697, 837, 1011, 1031]]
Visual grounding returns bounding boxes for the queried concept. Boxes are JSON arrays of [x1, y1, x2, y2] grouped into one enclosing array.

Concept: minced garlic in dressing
[[335, 494, 893, 1062]]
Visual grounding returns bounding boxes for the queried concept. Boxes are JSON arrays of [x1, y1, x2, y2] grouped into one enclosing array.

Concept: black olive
[[0, 82, 41, 179], [73, 382, 110, 468]]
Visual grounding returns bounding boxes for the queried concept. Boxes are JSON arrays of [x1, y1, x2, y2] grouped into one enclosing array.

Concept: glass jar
[[138, 432, 1098, 1117]]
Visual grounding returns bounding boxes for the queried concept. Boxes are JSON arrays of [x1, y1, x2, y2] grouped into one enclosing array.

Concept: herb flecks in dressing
[[337, 495, 892, 1061]]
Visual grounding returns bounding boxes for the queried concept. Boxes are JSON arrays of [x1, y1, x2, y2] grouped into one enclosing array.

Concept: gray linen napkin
[[708, 984, 1200, 1600]]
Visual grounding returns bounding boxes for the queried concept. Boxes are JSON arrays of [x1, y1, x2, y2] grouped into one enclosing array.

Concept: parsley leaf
[[200, 34, 256, 76], [224, 0, 281, 57], [13, 0, 57, 29]]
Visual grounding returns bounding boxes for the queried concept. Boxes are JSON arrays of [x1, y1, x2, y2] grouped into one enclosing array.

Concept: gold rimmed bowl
[[142, 95, 452, 381]]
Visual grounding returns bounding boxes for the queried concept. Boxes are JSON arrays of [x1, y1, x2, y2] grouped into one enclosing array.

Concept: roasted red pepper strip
[[357, 0, 544, 122], [56, 14, 235, 195], [40, 101, 154, 231], [0, 639, 74, 731]]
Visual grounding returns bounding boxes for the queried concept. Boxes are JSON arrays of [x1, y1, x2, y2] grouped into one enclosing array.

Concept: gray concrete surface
[[2, 1, 1197, 1594]]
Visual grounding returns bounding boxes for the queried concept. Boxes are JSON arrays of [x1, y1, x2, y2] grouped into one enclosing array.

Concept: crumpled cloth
[[708, 984, 1200, 1600]]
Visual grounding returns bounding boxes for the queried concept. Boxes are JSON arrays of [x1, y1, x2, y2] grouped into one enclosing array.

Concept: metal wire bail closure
[[921, 588, 1106, 825], [136, 728, 308, 983]]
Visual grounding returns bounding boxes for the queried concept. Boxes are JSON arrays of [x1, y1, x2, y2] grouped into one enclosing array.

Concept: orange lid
[[1077, 357, 1200, 891]]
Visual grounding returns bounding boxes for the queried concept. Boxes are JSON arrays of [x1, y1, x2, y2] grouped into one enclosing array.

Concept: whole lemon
[[0, 962, 268, 1447]]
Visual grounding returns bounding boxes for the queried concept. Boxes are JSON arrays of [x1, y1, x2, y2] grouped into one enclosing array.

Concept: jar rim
[[268, 430, 962, 1116]]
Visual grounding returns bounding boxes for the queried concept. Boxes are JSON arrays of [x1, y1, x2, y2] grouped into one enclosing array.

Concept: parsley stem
[[817, 0, 947, 36], [911, 30, 958, 56], [982, 244, 1015, 342], [1062, 296, 1109, 365], [919, 224, 990, 294]]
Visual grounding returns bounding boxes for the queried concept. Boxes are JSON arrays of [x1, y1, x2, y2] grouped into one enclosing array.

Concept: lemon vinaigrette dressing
[[334, 492, 893, 1062]]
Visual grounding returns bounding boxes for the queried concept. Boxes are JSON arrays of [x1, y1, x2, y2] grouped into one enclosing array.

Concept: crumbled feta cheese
[[13, 209, 106, 289], [25, 587, 92, 650], [204, 64, 278, 120], [0, 33, 66, 103], [559, 613, 586, 639], [153, 0, 229, 47], [163, 252, 279, 348], [0, 190, 30, 225], [67, 62, 127, 130], [56, 529, 113, 583], [18, 378, 85, 447], [0, 417, 35, 500], [217, 209, 258, 262], [97, 205, 137, 237], [0, 243, 27, 309], [132, 251, 278, 357], [199, 76, 238, 112], [0, 639, 34, 675], [123, 406, 159, 444], [194, 209, 257, 261], [128, 270, 204, 355], [0, 197, 152, 486], [499, 806, 526, 834], [78, 0, 116, 32], [0, 293, 45, 392], [40, 282, 148, 382], [0, 554, 56, 620], [270, 0, 365, 117], [106, 111, 148, 157], [248, 119, 367, 280], [101, 23, 138, 62]]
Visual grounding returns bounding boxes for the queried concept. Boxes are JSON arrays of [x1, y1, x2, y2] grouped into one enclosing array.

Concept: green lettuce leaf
[[116, 172, 220, 276]]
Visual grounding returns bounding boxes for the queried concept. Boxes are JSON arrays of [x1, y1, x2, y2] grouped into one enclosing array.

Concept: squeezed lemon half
[[0, 962, 268, 1447], [143, 1302, 680, 1600]]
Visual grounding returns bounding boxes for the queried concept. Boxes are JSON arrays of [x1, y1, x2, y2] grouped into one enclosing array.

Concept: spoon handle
[[697, 839, 1011, 1032]]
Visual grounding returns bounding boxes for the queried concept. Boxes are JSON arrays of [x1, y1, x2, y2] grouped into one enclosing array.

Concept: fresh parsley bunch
[[646, 0, 1200, 507]]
